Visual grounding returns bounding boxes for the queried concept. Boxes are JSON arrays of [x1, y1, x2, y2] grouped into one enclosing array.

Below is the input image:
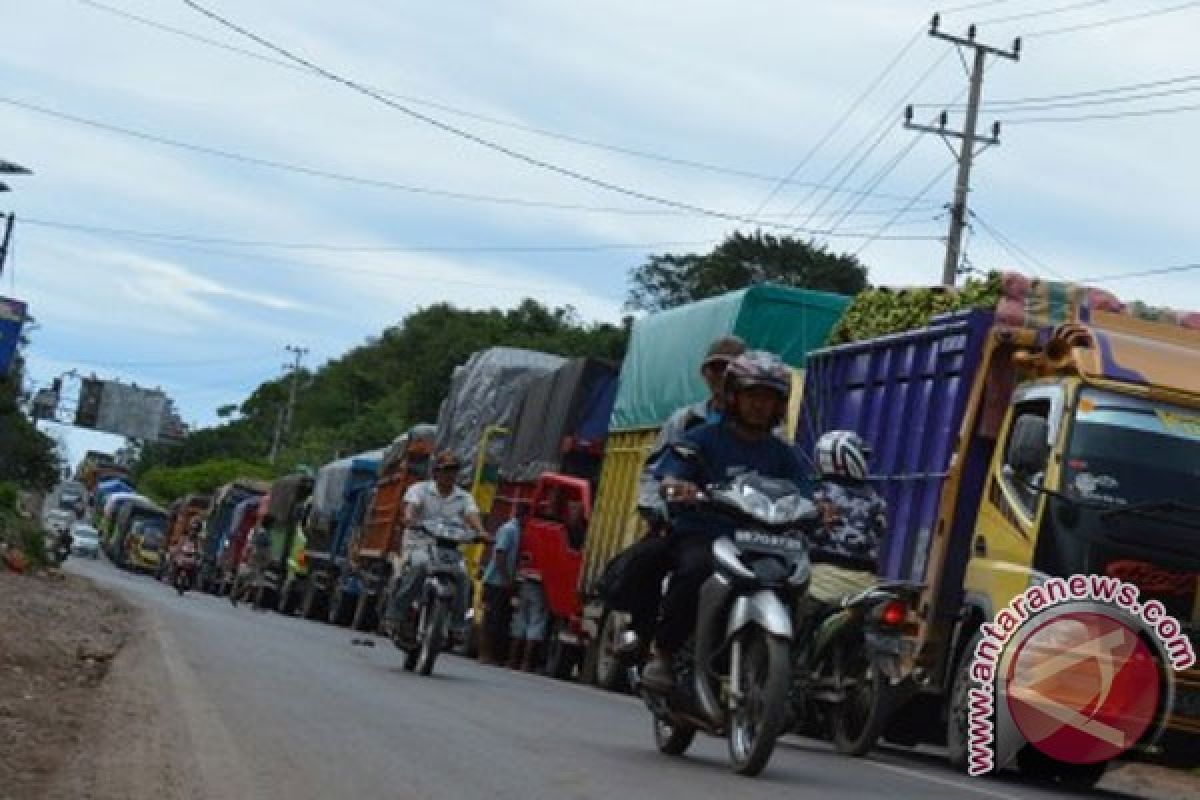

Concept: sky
[[4, 0, 1199, 466]]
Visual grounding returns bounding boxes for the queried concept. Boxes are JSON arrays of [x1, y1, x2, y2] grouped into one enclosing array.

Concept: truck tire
[[277, 580, 296, 615], [544, 619, 578, 681], [300, 581, 322, 621], [1016, 745, 1107, 790], [328, 587, 353, 627], [946, 631, 997, 774], [351, 592, 376, 631]]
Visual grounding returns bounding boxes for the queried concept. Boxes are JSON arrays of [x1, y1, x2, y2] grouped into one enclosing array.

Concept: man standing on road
[[479, 504, 526, 666], [385, 452, 486, 646]]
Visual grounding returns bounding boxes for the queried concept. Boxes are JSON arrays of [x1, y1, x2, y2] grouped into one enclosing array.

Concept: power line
[[1026, 0, 1200, 38], [853, 163, 956, 257], [983, 84, 1200, 113], [914, 74, 1200, 110], [940, 0, 1019, 14], [74, 0, 886, 191], [181, 1, 863, 233], [968, 211, 1071, 281], [57, 352, 282, 370], [746, 24, 927, 219], [1004, 101, 1200, 124], [3, 95, 933, 229], [1079, 262, 1200, 282], [977, 0, 1117, 26], [782, 49, 954, 224], [20, 217, 711, 254], [821, 136, 925, 238]]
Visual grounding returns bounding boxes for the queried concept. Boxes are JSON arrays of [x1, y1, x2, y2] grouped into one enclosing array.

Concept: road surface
[[62, 557, 1150, 800]]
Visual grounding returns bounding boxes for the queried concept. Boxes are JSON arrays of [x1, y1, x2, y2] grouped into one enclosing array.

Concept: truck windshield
[[1065, 389, 1200, 515]]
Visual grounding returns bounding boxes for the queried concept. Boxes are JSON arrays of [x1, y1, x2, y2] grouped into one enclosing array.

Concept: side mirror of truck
[[1007, 414, 1050, 477]]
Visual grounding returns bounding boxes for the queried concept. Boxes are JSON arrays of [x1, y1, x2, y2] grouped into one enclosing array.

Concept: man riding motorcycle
[[385, 450, 487, 646], [643, 351, 807, 691]]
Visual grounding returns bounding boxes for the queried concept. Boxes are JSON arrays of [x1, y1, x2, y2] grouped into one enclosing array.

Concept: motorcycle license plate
[[734, 530, 805, 551]]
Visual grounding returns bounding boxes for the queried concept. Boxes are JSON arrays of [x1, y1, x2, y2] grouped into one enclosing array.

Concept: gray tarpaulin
[[500, 358, 618, 482], [434, 347, 565, 484]]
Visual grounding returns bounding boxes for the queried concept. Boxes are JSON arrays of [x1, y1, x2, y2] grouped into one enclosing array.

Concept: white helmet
[[816, 430, 872, 482]]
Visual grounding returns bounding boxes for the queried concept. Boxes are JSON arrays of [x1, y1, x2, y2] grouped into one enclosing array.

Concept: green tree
[[626, 230, 868, 311]]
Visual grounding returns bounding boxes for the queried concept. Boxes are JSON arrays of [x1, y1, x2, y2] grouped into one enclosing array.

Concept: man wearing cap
[[609, 336, 747, 646], [385, 451, 486, 645]]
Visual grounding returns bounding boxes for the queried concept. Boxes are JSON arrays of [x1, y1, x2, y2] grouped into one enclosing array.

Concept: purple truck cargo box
[[796, 310, 995, 585]]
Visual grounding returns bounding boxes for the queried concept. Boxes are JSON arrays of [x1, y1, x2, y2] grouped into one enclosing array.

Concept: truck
[[248, 473, 314, 610], [433, 346, 566, 648], [293, 452, 383, 622], [218, 495, 266, 595], [159, 493, 212, 578], [575, 285, 850, 688], [795, 279, 1200, 783], [112, 497, 168, 572], [483, 357, 619, 673], [198, 480, 270, 593], [344, 424, 437, 631]]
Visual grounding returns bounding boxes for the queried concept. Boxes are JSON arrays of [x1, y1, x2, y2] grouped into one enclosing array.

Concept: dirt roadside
[[0, 569, 131, 799]]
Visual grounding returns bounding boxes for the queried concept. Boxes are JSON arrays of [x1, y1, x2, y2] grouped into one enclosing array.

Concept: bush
[[0, 509, 46, 569], [0, 481, 16, 511]]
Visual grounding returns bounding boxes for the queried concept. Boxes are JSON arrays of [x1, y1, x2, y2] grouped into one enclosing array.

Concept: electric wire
[[1025, 0, 1200, 38]]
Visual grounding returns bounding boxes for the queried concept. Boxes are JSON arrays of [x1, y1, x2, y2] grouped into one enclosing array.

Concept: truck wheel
[[946, 632, 997, 774], [277, 580, 295, 615], [351, 592, 375, 631], [544, 620, 577, 681], [300, 582, 320, 620], [1016, 746, 1106, 790], [328, 588, 353, 627]]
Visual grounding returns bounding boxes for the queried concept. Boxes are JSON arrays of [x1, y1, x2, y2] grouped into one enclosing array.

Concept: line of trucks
[[89, 277, 1199, 778]]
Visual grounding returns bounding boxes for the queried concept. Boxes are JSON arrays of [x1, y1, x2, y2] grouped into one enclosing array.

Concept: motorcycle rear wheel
[[653, 716, 696, 756], [830, 640, 891, 756], [728, 631, 790, 777]]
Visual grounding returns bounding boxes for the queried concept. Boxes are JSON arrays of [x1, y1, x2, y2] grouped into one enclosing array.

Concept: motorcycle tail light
[[880, 599, 907, 627]]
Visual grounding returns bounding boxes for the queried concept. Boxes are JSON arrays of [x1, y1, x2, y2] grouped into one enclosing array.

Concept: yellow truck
[[795, 277, 1199, 784]]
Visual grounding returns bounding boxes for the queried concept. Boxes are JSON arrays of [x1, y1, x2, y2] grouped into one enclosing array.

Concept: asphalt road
[[66, 557, 1149, 800]]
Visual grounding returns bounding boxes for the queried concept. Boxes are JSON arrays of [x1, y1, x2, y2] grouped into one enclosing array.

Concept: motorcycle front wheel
[[415, 601, 446, 676], [728, 630, 790, 777]]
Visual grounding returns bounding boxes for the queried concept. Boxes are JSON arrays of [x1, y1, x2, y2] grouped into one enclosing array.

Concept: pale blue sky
[[6, 0, 1198, 465]]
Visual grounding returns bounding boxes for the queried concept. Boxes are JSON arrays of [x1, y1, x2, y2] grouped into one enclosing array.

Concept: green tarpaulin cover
[[610, 285, 849, 430]]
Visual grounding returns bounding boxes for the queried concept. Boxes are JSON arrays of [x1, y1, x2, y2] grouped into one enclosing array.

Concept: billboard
[[73, 377, 187, 443], [0, 296, 27, 377]]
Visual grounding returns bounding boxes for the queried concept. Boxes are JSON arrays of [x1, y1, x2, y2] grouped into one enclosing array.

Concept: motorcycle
[[624, 463, 817, 777], [788, 571, 923, 755], [390, 521, 480, 676], [173, 546, 199, 596]]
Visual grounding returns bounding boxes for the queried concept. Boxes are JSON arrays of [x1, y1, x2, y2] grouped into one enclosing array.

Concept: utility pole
[[0, 160, 34, 280], [268, 345, 308, 464], [905, 15, 1020, 286]]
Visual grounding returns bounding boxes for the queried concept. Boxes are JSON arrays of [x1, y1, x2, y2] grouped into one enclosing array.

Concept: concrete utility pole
[[905, 15, 1019, 286], [0, 159, 34, 280], [268, 345, 308, 464]]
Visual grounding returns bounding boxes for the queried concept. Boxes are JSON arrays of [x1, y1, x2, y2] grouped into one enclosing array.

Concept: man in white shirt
[[385, 451, 486, 644]]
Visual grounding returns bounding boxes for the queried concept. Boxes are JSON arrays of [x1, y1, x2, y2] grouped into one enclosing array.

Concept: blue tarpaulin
[[0, 296, 27, 376]]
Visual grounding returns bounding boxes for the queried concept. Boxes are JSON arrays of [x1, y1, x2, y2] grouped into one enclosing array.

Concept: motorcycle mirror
[[669, 443, 701, 462]]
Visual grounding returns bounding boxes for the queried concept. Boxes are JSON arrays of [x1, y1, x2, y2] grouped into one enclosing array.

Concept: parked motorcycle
[[624, 465, 817, 777], [788, 573, 922, 755], [390, 521, 480, 676], [173, 545, 199, 596]]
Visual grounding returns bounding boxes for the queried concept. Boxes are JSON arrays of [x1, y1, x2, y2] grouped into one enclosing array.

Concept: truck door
[[965, 383, 1067, 620]]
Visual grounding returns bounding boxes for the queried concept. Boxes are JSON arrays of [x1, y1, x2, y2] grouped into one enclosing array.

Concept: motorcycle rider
[[612, 336, 747, 645], [385, 451, 486, 646], [810, 430, 885, 570], [642, 351, 806, 691]]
